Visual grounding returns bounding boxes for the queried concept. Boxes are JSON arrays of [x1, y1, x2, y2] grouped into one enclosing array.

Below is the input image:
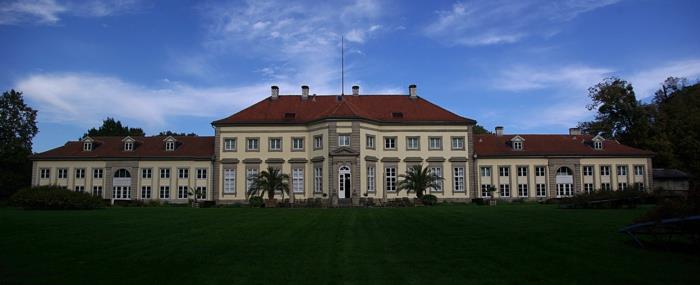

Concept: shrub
[[10, 185, 105, 210], [249, 196, 264, 208], [471, 198, 486, 205], [559, 190, 643, 209], [421, 194, 438, 206]]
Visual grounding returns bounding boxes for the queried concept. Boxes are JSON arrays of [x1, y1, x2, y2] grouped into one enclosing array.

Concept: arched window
[[114, 169, 131, 178], [556, 167, 572, 176]]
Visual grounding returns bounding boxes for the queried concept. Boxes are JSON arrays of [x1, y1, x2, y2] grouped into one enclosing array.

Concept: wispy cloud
[[424, 0, 621, 46], [629, 59, 700, 99], [16, 73, 271, 129], [494, 65, 613, 91], [0, 0, 143, 25]]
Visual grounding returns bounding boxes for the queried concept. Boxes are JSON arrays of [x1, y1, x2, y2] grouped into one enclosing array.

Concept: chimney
[[301, 85, 309, 100], [495, 126, 504, 136], [271, 85, 279, 100], [569, 128, 581, 136], [408, 84, 417, 99], [352, 85, 359, 95]]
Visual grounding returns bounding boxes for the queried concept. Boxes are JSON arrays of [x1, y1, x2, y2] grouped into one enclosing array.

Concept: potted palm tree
[[397, 165, 443, 206], [485, 185, 497, 206], [188, 186, 204, 208], [247, 166, 290, 208]]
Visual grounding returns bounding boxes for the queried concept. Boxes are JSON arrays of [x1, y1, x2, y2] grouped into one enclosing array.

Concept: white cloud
[[16, 73, 272, 129], [424, 0, 621, 46], [495, 65, 613, 91], [629, 59, 700, 99], [0, 0, 142, 25], [0, 0, 66, 25]]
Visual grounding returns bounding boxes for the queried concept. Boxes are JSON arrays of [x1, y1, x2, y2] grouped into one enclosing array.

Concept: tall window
[[583, 166, 593, 176], [224, 138, 236, 151], [269, 138, 281, 151], [556, 184, 573, 197], [196, 168, 207, 179], [617, 165, 628, 176], [600, 166, 610, 176], [141, 186, 151, 199], [517, 166, 527, 177], [385, 167, 396, 192], [246, 138, 259, 151], [196, 186, 207, 199], [536, 184, 546, 197], [453, 167, 465, 192], [292, 138, 304, 150], [178, 186, 188, 199], [635, 182, 645, 191], [338, 135, 350, 147], [384, 137, 396, 149], [601, 183, 611, 191], [406, 137, 419, 150], [314, 135, 323, 149], [429, 137, 442, 150], [75, 186, 85, 193], [499, 166, 509, 177], [292, 168, 304, 193], [480, 167, 491, 177], [634, 165, 644, 176], [584, 183, 594, 193], [366, 167, 375, 193], [430, 167, 443, 192], [451, 137, 465, 150], [40, 168, 50, 179], [366, 135, 375, 149], [142, 168, 152, 179], [535, 166, 546, 177], [178, 168, 189, 179], [223, 169, 236, 194], [500, 184, 511, 197], [93, 168, 103, 179], [481, 184, 491, 197], [160, 168, 170, 179], [518, 184, 528, 197], [92, 186, 102, 197], [75, 168, 85, 179], [159, 186, 170, 199], [246, 168, 258, 192], [314, 167, 323, 193], [58, 168, 68, 179], [618, 182, 628, 191]]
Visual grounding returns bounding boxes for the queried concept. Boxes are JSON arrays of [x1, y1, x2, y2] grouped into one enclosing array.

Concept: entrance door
[[338, 166, 351, 199]]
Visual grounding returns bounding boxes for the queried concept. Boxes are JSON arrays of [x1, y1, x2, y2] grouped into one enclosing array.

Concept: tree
[[396, 165, 443, 198], [577, 77, 651, 147], [247, 167, 290, 202], [473, 124, 491, 135], [653, 77, 688, 104], [84, 118, 145, 137], [1, 90, 38, 199], [158, 131, 197, 137]]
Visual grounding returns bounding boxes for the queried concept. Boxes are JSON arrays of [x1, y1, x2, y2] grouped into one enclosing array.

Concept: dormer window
[[391, 112, 404, 119], [284, 112, 296, 119], [166, 141, 175, 151], [122, 136, 135, 151], [510, 135, 525, 151], [592, 135, 604, 150], [83, 141, 93, 151]]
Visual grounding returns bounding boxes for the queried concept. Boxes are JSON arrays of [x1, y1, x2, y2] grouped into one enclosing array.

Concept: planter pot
[[264, 199, 277, 208], [414, 198, 424, 206], [489, 199, 497, 206], [191, 202, 200, 208]]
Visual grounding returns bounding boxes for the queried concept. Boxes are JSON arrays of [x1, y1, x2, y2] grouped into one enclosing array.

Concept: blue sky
[[2, 0, 699, 152]]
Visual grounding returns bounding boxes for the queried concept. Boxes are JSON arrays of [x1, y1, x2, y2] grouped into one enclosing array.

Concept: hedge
[[10, 186, 106, 210]]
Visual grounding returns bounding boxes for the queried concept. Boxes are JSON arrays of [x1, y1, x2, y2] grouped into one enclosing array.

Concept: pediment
[[331, 146, 359, 156]]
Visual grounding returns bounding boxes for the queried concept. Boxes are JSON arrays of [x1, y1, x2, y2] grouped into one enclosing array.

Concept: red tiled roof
[[212, 95, 475, 125], [32, 136, 214, 160], [474, 134, 654, 157]]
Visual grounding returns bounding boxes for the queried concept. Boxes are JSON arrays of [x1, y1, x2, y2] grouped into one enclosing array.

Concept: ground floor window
[[178, 186, 188, 199], [366, 167, 374, 193], [601, 183, 611, 191], [481, 184, 491, 197], [430, 167, 442, 192], [246, 168, 258, 192], [453, 167, 464, 192], [499, 184, 510, 197], [517, 184, 528, 197], [635, 182, 645, 191], [75, 186, 84, 193], [584, 183, 594, 193], [196, 186, 207, 199], [224, 169, 236, 194], [141, 186, 151, 199], [314, 167, 323, 193], [113, 186, 131, 199], [618, 182, 628, 191], [92, 186, 102, 197], [160, 186, 170, 199], [556, 183, 573, 197], [536, 184, 546, 197], [385, 167, 396, 192], [292, 168, 304, 193]]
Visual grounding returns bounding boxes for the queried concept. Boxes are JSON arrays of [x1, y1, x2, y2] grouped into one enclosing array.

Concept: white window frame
[[159, 186, 170, 199], [93, 168, 103, 179], [83, 142, 92, 151], [178, 186, 188, 199], [634, 165, 644, 176], [451, 137, 464, 150], [58, 168, 68, 179], [385, 167, 396, 192], [246, 168, 258, 192], [40, 168, 50, 179], [269, 138, 282, 151], [224, 138, 237, 151], [314, 135, 323, 149], [223, 169, 236, 194], [314, 167, 323, 193], [517, 166, 527, 177], [338, 135, 350, 147], [366, 135, 375, 149], [618, 182, 628, 191], [617, 165, 628, 176], [92, 186, 102, 197], [480, 167, 491, 177], [75, 168, 85, 179], [594, 141, 603, 150], [453, 167, 465, 192], [500, 184, 511, 197], [246, 138, 259, 151], [499, 166, 509, 177], [165, 141, 175, 151], [196, 186, 207, 199], [385, 137, 396, 149], [292, 137, 304, 151], [583, 166, 593, 176], [518, 184, 528, 197], [600, 166, 610, 176], [124, 142, 134, 151], [160, 168, 170, 179], [429, 137, 442, 150], [406, 137, 419, 150], [431, 167, 443, 192], [142, 168, 152, 179], [178, 168, 189, 179], [481, 184, 492, 197], [601, 183, 611, 191], [141, 186, 151, 199], [584, 183, 594, 193], [536, 184, 546, 197], [292, 168, 304, 193], [196, 168, 207, 179], [75, 186, 85, 193], [366, 167, 374, 193], [513, 141, 523, 150], [535, 166, 546, 177]]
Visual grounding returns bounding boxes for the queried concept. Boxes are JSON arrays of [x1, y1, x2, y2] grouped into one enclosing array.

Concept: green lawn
[[1, 205, 698, 285]]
